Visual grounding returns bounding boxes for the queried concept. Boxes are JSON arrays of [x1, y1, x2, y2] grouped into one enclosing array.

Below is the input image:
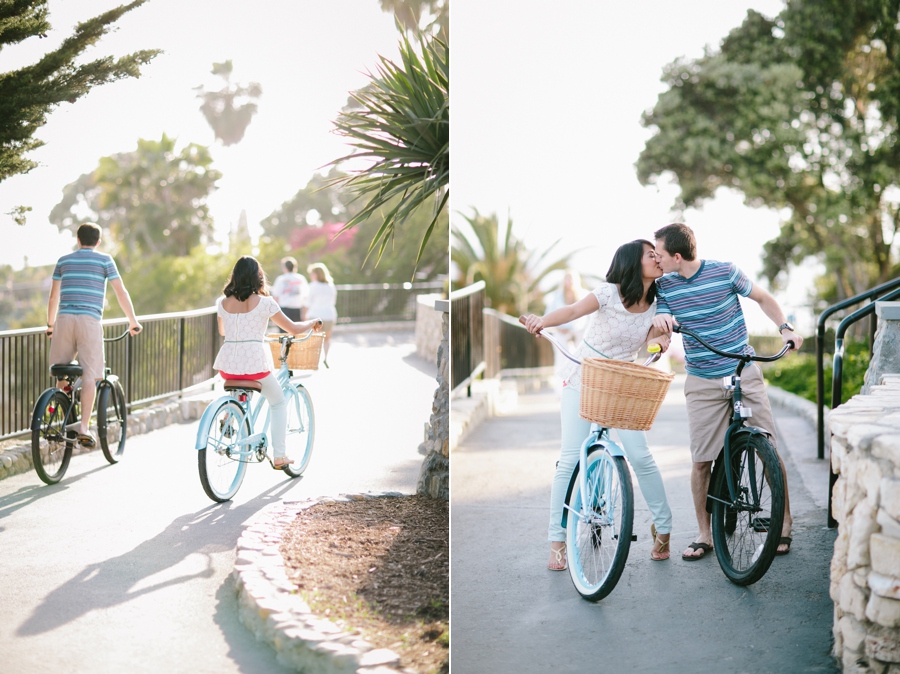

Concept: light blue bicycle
[[522, 319, 661, 601], [194, 330, 319, 502]]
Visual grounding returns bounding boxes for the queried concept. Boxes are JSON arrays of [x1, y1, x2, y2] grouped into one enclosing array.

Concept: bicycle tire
[[711, 433, 785, 586], [31, 390, 75, 485], [198, 399, 250, 502], [98, 381, 128, 464], [565, 447, 634, 601], [280, 385, 315, 477]]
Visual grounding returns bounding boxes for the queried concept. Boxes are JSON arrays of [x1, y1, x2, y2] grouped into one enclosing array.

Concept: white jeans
[[258, 374, 287, 458], [548, 385, 673, 542]]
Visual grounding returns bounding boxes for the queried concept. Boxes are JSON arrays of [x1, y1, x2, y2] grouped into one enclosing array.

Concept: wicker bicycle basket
[[267, 333, 325, 370], [579, 357, 675, 431]]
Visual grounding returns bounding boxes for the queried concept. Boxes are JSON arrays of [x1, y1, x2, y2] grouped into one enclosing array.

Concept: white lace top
[[213, 295, 281, 374], [558, 282, 656, 389]]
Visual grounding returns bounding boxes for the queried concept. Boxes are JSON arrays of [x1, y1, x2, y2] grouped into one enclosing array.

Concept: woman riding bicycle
[[214, 256, 322, 469], [523, 239, 674, 570]]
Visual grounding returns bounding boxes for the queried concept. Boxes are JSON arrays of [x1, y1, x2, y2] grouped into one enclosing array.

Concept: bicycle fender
[[560, 441, 623, 529], [30, 388, 63, 431], [194, 395, 237, 449], [739, 424, 772, 438]]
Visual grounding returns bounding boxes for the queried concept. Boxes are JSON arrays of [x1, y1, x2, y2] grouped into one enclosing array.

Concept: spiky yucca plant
[[329, 35, 448, 273]]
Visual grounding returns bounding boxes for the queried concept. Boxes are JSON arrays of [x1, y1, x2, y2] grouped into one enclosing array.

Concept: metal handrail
[[817, 276, 900, 528]]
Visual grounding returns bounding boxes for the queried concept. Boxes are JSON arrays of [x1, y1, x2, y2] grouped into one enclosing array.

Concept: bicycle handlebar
[[104, 329, 136, 342], [266, 321, 323, 343], [518, 316, 662, 367], [672, 324, 795, 362]]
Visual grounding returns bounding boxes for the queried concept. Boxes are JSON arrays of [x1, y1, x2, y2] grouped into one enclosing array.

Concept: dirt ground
[[280, 494, 449, 674]]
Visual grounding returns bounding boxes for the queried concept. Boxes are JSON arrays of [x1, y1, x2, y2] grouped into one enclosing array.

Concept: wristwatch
[[778, 322, 795, 334]]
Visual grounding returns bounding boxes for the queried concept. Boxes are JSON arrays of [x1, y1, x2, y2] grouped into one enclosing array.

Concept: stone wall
[[415, 294, 444, 363], [417, 300, 449, 499], [830, 302, 900, 672]]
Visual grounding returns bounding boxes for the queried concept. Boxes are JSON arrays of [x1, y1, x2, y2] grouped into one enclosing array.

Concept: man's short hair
[[281, 256, 297, 273], [76, 223, 102, 247], [654, 223, 696, 261]]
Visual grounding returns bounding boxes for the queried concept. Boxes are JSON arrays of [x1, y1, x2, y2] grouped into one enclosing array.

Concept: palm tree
[[451, 209, 575, 316], [194, 60, 261, 147], [328, 34, 448, 273]]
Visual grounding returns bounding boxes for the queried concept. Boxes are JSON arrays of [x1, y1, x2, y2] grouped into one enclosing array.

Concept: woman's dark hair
[[223, 256, 270, 301], [606, 239, 656, 308]]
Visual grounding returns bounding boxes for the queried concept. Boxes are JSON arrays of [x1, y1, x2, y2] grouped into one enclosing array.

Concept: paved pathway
[[451, 375, 839, 673], [0, 327, 437, 674]]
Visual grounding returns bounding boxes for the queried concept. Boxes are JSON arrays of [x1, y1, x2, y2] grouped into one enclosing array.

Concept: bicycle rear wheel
[[280, 385, 315, 477], [711, 433, 785, 586], [565, 447, 634, 601], [31, 390, 75, 485], [98, 381, 127, 464], [198, 400, 250, 502]]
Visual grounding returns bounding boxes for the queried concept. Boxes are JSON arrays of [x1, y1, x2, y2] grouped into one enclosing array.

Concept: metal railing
[[484, 309, 554, 378], [336, 281, 444, 323], [450, 281, 485, 395], [0, 308, 222, 441]]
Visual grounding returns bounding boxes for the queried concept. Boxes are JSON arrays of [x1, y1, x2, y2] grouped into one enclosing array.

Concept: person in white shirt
[[270, 257, 309, 326], [306, 262, 337, 368]]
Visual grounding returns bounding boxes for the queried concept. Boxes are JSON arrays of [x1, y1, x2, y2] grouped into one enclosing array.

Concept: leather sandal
[[272, 457, 294, 470], [650, 524, 670, 561], [548, 543, 567, 571]]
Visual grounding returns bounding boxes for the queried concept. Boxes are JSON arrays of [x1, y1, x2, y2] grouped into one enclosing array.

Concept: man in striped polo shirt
[[46, 223, 142, 448], [650, 223, 803, 560]]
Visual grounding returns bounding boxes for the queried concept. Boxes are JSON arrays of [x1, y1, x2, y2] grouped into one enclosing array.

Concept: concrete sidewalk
[[451, 375, 838, 673]]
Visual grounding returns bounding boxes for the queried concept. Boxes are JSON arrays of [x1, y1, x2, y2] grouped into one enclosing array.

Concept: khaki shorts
[[49, 314, 105, 383], [684, 363, 777, 463]]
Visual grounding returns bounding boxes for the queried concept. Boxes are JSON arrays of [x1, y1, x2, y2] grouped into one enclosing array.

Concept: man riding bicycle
[[46, 223, 142, 449]]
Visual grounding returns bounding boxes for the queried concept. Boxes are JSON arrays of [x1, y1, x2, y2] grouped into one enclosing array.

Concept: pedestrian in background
[[306, 262, 337, 368], [544, 268, 589, 387], [271, 257, 309, 329]]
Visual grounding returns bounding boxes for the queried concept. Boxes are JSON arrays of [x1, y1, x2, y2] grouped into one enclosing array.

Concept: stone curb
[[766, 384, 830, 435], [233, 492, 416, 674], [0, 390, 217, 482]]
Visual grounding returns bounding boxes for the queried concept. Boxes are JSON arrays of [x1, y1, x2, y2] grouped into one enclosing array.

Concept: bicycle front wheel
[[565, 448, 634, 602], [98, 381, 127, 464], [711, 433, 785, 586], [198, 400, 250, 502], [31, 391, 75, 485], [281, 385, 315, 478]]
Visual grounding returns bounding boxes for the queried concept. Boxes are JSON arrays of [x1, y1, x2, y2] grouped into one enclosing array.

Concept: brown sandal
[[650, 524, 670, 561]]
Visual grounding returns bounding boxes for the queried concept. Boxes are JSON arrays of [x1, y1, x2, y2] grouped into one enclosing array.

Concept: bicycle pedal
[[631, 534, 637, 541]]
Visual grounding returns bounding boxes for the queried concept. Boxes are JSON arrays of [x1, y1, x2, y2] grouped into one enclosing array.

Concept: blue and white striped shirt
[[52, 248, 121, 319], [655, 260, 754, 379]]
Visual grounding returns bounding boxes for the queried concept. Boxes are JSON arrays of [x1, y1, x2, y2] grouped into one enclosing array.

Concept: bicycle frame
[[674, 325, 793, 508], [193, 334, 313, 456], [525, 326, 644, 531]]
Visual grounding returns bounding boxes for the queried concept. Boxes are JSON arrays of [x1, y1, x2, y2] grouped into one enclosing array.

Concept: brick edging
[[233, 493, 411, 674]]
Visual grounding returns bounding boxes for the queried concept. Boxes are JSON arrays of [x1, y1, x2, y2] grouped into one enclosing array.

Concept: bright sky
[[0, 0, 398, 270], [452, 0, 819, 334]]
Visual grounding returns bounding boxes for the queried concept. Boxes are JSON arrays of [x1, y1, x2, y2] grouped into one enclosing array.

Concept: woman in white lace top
[[214, 256, 322, 469], [523, 240, 674, 570]]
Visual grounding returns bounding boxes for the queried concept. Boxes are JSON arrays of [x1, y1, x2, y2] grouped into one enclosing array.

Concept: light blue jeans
[[548, 385, 673, 542]]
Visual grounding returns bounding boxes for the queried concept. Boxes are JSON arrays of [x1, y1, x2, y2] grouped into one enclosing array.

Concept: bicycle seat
[[50, 363, 82, 378], [223, 380, 263, 392]]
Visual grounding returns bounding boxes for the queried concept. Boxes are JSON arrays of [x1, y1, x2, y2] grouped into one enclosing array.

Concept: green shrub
[[762, 341, 870, 407]]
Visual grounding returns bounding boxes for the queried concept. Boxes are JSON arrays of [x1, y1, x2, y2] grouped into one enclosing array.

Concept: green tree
[[48, 135, 222, 266], [328, 35, 448, 273], [637, 2, 900, 302], [451, 209, 574, 316], [261, 169, 361, 240], [194, 60, 262, 146], [0, 0, 158, 187], [378, 0, 448, 39]]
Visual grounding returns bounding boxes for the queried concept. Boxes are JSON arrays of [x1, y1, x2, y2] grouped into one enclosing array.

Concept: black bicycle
[[31, 329, 133, 484], [675, 325, 794, 585]]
